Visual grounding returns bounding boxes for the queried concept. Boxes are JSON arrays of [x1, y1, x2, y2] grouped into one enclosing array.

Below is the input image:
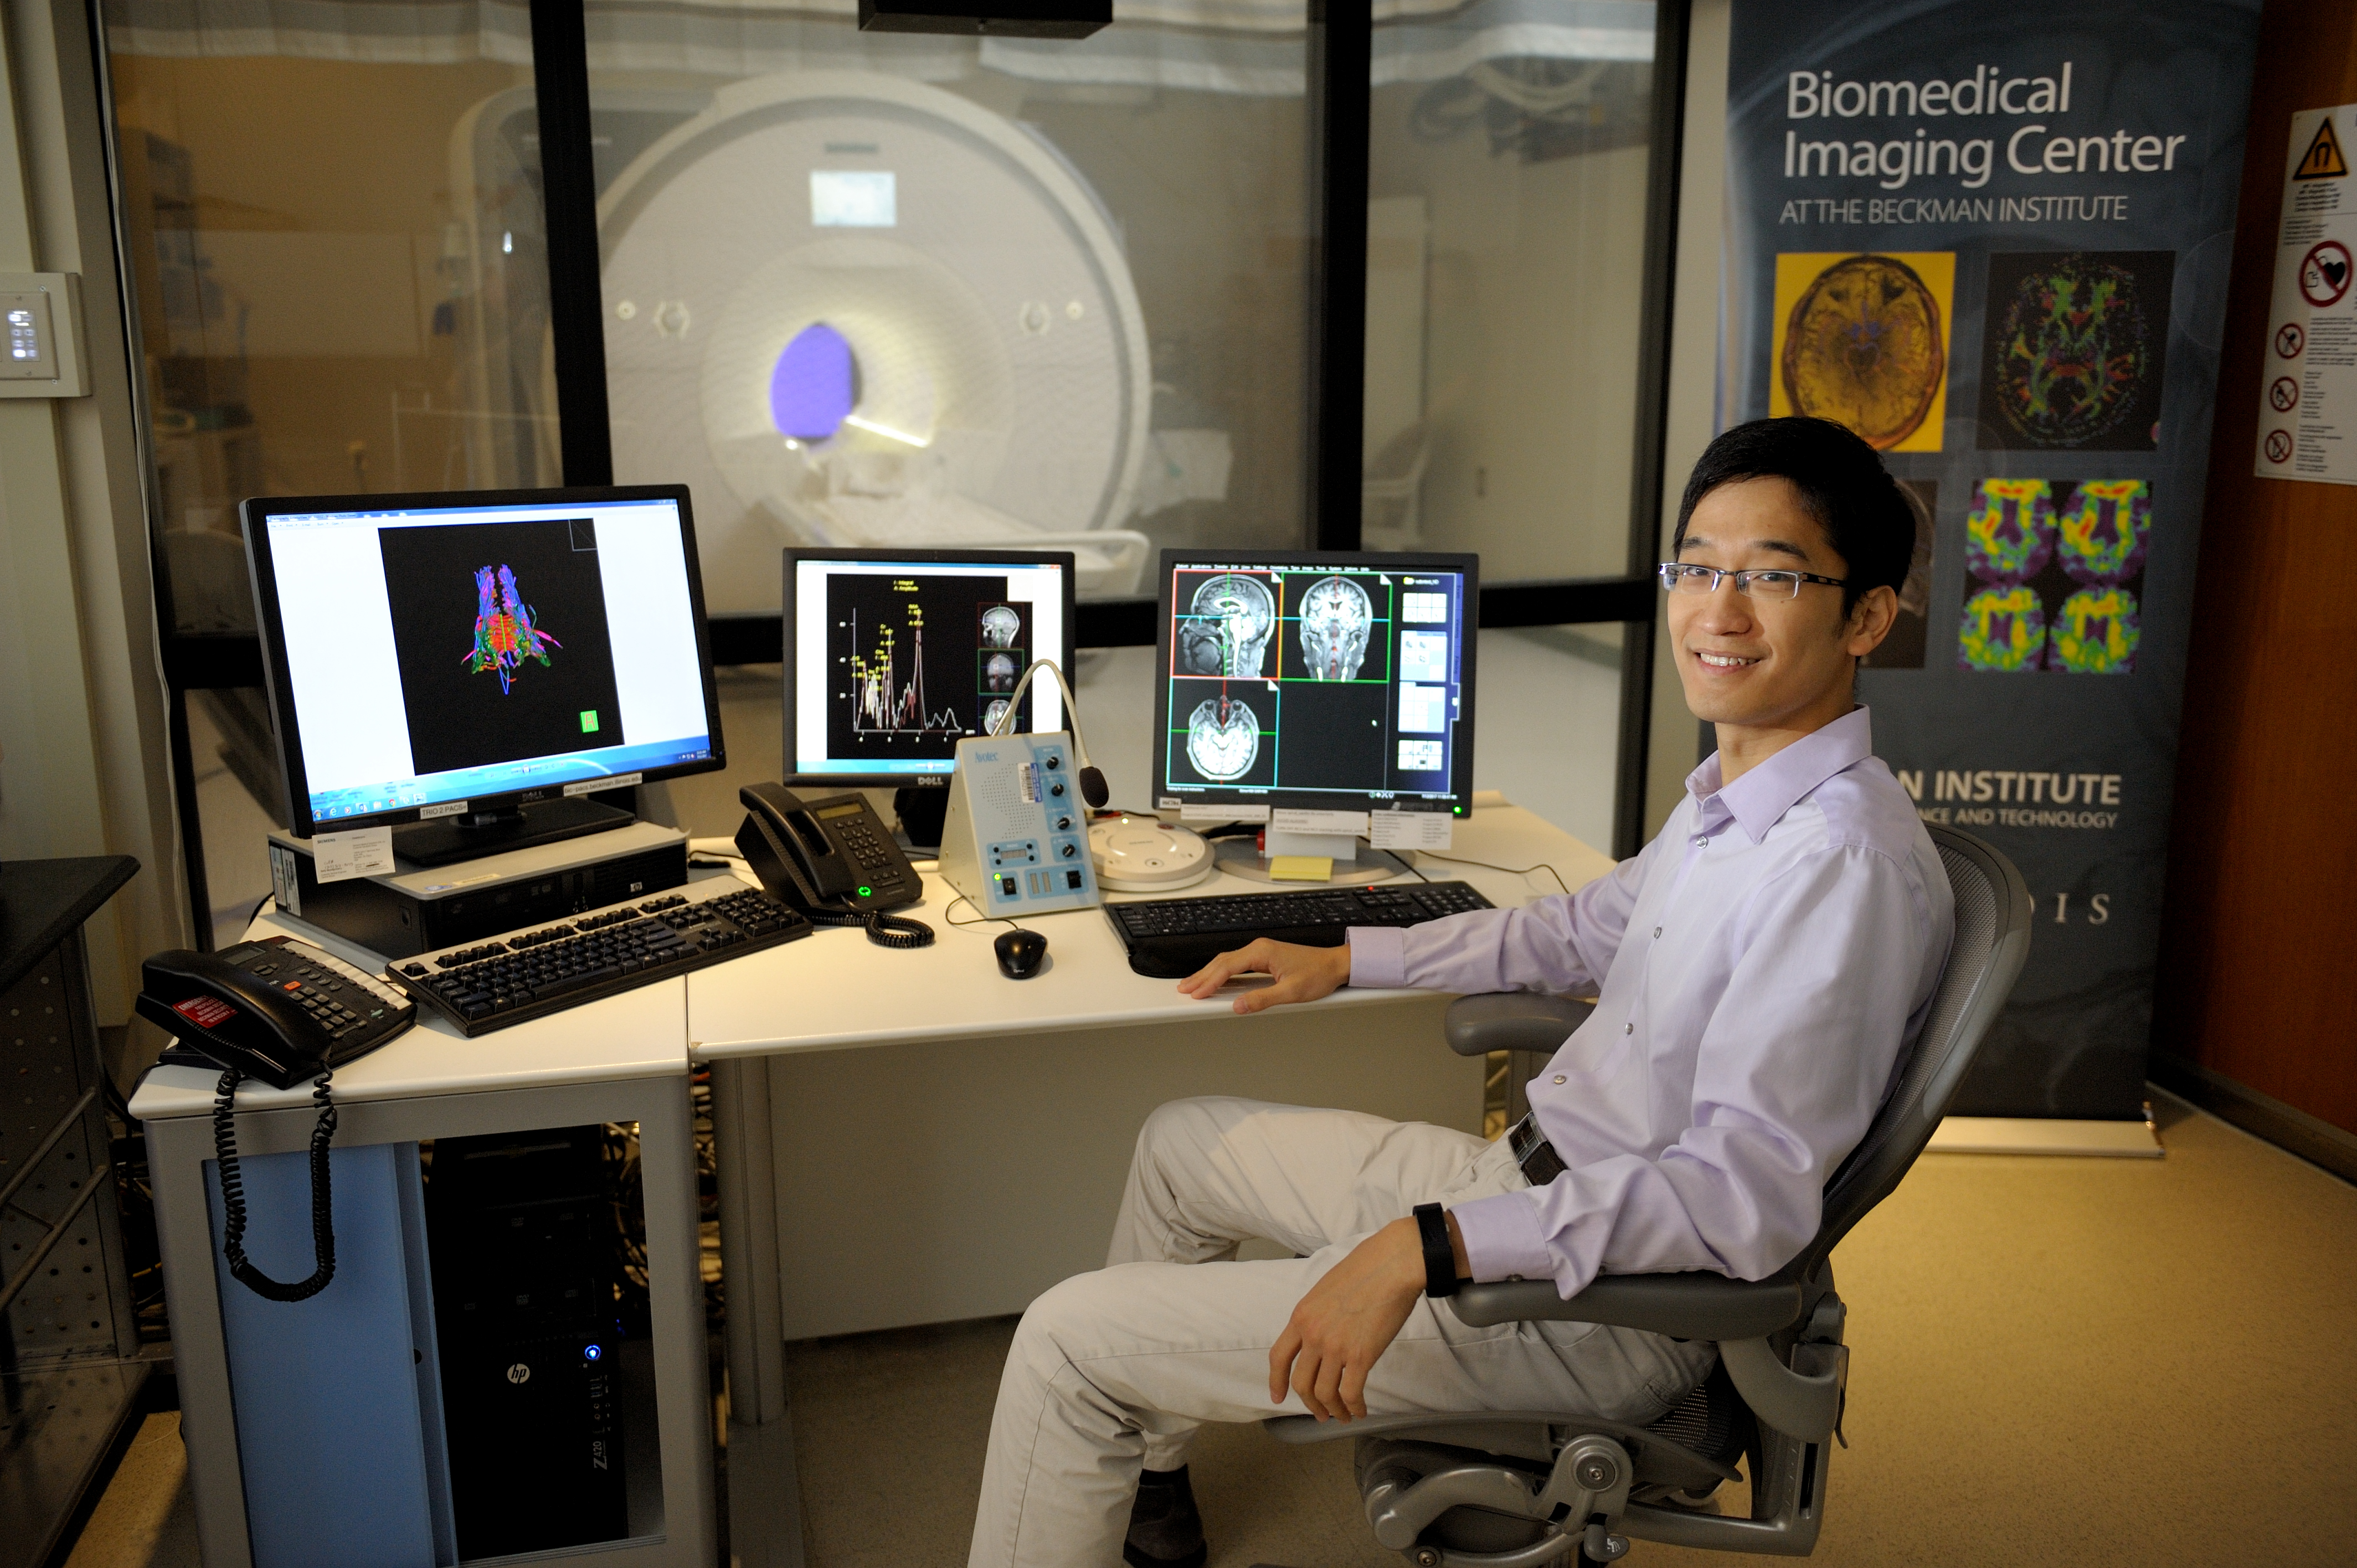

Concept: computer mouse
[[995, 929, 1048, 980]]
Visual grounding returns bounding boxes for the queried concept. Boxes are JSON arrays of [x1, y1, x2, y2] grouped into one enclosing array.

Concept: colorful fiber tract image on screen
[[380, 518, 626, 776], [1769, 251, 1954, 452], [1956, 478, 2148, 674], [464, 564, 563, 694], [1976, 251, 2175, 452]]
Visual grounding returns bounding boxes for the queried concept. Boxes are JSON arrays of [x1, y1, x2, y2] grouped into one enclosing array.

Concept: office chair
[[1266, 825, 2031, 1565]]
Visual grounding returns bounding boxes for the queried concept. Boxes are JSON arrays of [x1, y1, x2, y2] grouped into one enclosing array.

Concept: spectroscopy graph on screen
[[824, 572, 1034, 763], [1160, 563, 1466, 801], [380, 518, 626, 778]]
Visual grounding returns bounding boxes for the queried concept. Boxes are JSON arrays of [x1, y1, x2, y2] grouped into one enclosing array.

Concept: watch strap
[[1413, 1203, 1459, 1298]]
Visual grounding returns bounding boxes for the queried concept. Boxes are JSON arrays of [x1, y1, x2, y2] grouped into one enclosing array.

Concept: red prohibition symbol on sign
[[2277, 321, 2306, 358], [2265, 428, 2295, 464], [2301, 239, 2353, 308], [2271, 376, 2301, 412]]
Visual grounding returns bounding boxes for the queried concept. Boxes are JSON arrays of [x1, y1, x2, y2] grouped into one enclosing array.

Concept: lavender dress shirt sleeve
[[1445, 843, 1934, 1294], [1345, 834, 1656, 996]]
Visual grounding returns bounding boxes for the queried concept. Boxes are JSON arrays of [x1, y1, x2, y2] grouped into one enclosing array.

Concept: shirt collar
[[1685, 706, 1875, 844]]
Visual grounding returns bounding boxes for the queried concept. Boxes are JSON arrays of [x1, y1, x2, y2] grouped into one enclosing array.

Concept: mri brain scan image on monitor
[[1185, 696, 1260, 782], [980, 605, 1021, 648], [985, 653, 1017, 692], [1179, 574, 1275, 678], [1297, 575, 1372, 680], [983, 697, 1012, 733]]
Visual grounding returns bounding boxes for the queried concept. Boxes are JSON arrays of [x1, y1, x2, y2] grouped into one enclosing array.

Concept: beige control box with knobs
[[0, 272, 89, 396]]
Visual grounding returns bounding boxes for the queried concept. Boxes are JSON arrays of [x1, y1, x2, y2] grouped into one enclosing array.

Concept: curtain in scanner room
[[104, 0, 1656, 91]]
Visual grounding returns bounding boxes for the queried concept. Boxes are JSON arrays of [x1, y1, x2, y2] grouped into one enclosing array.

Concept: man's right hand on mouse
[[1175, 938, 1352, 1015]]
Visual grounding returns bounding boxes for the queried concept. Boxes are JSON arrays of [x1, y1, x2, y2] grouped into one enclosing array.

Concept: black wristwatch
[[1412, 1203, 1460, 1298]]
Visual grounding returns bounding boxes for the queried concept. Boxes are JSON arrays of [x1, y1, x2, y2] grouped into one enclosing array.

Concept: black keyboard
[[388, 880, 812, 1036], [1106, 880, 1494, 978]]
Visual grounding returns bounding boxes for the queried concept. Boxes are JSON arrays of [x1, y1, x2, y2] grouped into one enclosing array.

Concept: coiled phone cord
[[801, 904, 936, 949], [211, 1066, 339, 1302]]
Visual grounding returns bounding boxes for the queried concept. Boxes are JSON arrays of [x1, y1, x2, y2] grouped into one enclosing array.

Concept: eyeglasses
[[1658, 563, 1848, 600]]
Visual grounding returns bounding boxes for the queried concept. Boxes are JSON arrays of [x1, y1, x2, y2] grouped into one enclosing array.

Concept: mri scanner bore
[[597, 71, 1154, 611]]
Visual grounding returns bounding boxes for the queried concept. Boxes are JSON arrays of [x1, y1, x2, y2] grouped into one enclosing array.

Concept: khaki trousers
[[966, 1097, 1717, 1567]]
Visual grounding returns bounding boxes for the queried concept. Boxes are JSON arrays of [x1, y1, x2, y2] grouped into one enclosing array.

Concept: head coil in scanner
[[597, 71, 1152, 612]]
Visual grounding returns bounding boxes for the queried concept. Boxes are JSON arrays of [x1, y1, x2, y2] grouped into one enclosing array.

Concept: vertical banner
[[1723, 1, 2261, 1118]]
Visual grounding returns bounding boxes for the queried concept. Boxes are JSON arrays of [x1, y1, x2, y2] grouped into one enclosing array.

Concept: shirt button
[[1653, 926, 1662, 938], [1691, 835, 1707, 847], [1623, 1022, 1634, 1034], [1552, 1075, 1566, 1084]]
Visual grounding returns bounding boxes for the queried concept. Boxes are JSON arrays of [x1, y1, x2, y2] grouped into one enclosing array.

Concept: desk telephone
[[735, 782, 934, 948], [135, 937, 417, 1302]]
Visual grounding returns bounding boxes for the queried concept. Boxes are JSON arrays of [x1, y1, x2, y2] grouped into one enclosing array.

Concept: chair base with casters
[[1264, 826, 2032, 1565]]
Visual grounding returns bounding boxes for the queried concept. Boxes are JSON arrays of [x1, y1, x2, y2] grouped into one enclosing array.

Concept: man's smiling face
[[1669, 476, 1881, 734]]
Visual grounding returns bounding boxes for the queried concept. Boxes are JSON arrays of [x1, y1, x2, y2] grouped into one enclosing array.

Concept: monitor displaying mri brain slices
[[599, 72, 1152, 612]]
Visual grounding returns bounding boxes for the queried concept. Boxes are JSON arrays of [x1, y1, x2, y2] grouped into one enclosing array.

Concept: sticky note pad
[[1269, 855, 1333, 883]]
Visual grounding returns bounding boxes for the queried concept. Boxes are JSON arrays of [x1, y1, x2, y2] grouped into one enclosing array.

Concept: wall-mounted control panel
[[0, 274, 88, 398]]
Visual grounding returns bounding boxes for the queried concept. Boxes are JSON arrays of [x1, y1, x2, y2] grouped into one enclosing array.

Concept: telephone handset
[[735, 783, 934, 948], [135, 936, 417, 1301]]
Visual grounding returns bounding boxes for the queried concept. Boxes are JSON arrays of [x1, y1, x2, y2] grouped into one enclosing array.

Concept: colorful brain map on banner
[[1959, 584, 2048, 672], [2050, 587, 2142, 674], [1984, 253, 2163, 449], [1963, 478, 2055, 584], [2055, 479, 2151, 584]]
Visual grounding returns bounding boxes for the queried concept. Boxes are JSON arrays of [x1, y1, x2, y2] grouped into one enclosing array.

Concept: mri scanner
[[592, 71, 1154, 608]]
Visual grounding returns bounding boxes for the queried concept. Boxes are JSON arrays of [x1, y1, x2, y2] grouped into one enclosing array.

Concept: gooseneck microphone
[[990, 658, 1109, 808]]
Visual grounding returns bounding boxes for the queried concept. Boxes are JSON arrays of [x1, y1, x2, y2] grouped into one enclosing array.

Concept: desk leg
[[710, 1055, 805, 1567]]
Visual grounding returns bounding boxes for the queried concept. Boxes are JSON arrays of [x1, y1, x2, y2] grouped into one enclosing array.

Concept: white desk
[[130, 924, 716, 1568], [134, 801, 1607, 1568]]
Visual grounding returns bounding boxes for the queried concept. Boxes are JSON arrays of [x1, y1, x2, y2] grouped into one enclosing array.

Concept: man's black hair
[[1671, 416, 1917, 616]]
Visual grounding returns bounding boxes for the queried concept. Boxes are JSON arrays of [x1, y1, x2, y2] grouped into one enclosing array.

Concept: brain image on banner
[[1977, 251, 2175, 452], [2050, 587, 2143, 674], [1959, 584, 2049, 671], [1957, 479, 2149, 674], [1771, 252, 1953, 451], [1964, 478, 2056, 583], [2056, 479, 2153, 584]]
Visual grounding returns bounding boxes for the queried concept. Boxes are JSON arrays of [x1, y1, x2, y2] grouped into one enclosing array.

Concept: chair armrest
[[1452, 1272, 1804, 1343], [1443, 993, 1595, 1058]]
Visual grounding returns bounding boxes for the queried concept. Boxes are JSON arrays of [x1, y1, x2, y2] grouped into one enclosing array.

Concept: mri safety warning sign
[[2258, 105, 2357, 484]]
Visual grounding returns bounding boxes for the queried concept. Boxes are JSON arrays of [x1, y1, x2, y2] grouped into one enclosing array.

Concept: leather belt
[[1507, 1115, 1567, 1186]]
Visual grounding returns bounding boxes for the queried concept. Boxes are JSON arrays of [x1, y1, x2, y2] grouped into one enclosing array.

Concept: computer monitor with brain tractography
[[243, 485, 727, 864], [1151, 550, 1480, 819]]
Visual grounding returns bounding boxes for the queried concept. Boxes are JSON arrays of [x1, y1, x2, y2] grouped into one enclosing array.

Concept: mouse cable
[[1377, 847, 1433, 884], [943, 894, 1036, 939], [1414, 852, 1572, 897]]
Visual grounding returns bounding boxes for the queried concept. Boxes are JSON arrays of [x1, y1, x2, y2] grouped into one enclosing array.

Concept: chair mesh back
[[1804, 834, 2012, 1269]]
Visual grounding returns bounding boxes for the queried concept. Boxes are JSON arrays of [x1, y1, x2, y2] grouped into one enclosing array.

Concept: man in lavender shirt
[[968, 417, 1953, 1568]]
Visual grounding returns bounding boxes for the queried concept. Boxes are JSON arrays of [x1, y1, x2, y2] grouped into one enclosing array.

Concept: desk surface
[[689, 801, 1610, 1060], [131, 801, 1612, 1120], [128, 904, 698, 1121]]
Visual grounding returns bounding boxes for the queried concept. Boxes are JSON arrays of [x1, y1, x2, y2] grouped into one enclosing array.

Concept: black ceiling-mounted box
[[856, 0, 1110, 38]]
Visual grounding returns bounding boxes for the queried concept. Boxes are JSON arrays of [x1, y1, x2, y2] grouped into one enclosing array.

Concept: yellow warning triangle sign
[[2296, 117, 2348, 180]]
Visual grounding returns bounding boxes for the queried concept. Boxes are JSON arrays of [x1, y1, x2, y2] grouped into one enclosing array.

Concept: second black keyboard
[[1106, 880, 1494, 978], [389, 880, 812, 1035]]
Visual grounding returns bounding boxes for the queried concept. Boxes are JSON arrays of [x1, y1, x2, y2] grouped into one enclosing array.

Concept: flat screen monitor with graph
[[1150, 549, 1479, 819], [783, 548, 1077, 787]]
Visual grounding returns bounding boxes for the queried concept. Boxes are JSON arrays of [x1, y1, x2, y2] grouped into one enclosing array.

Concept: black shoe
[[1124, 1465, 1207, 1568]]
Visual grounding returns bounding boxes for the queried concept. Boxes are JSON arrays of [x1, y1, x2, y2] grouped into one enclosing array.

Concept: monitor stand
[[893, 787, 950, 857], [1212, 837, 1407, 887], [390, 797, 636, 867]]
